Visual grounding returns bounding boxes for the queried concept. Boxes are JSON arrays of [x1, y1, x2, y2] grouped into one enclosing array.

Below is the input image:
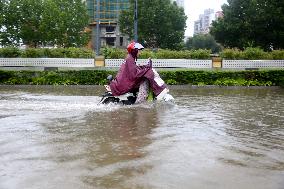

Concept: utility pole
[[96, 0, 100, 55], [134, 0, 138, 42]]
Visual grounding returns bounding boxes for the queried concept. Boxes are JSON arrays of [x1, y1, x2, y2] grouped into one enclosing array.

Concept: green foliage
[[47, 48, 67, 58], [190, 49, 211, 59], [0, 47, 22, 57], [0, 1, 4, 26], [119, 0, 187, 50], [0, 70, 14, 81], [20, 0, 44, 47], [0, 0, 45, 47], [185, 34, 222, 53], [0, 0, 22, 46], [165, 79, 178, 85], [40, 0, 90, 47], [0, 70, 283, 86], [0, 70, 117, 85], [155, 50, 191, 59], [0, 0, 89, 47], [220, 48, 284, 60], [271, 50, 284, 60], [159, 70, 284, 86], [0, 47, 95, 58], [1, 47, 283, 60], [21, 48, 45, 58], [210, 0, 284, 50], [213, 78, 271, 86], [139, 49, 157, 59], [102, 48, 210, 59], [242, 47, 270, 60], [220, 48, 242, 59], [101, 48, 126, 59], [63, 48, 95, 58]]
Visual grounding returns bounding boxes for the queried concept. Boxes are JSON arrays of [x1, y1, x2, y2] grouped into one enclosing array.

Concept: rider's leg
[[135, 80, 150, 104], [143, 68, 169, 100]]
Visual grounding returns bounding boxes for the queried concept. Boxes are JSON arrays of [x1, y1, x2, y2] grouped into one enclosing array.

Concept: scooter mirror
[[107, 75, 113, 82]]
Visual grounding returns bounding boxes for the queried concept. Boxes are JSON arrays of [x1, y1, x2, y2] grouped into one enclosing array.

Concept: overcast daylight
[[184, 0, 228, 36]]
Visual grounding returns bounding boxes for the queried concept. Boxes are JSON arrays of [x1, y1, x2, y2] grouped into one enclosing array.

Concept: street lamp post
[[96, 0, 100, 56], [134, 0, 138, 42]]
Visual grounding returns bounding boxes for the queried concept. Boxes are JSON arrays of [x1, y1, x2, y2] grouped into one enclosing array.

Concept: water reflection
[[80, 107, 159, 188], [30, 103, 162, 188], [0, 86, 283, 189], [216, 92, 284, 171]]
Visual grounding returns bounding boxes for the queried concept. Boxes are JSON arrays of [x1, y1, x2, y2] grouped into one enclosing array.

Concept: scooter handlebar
[[148, 58, 152, 67]]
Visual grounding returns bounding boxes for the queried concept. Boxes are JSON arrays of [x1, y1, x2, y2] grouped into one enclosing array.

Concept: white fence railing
[[223, 60, 284, 69], [0, 58, 94, 67], [105, 59, 212, 68], [1, 58, 284, 69]]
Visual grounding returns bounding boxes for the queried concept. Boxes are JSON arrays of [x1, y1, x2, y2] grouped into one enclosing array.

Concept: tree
[[119, 0, 187, 50], [185, 34, 222, 53], [0, 0, 22, 46], [19, 0, 45, 47], [0, 1, 5, 27], [0, 0, 90, 47], [0, 0, 44, 47], [210, 0, 284, 50], [41, 0, 90, 47]]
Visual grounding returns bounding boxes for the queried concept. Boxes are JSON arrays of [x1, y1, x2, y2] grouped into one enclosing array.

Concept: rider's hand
[[104, 85, 111, 92], [148, 57, 152, 67]]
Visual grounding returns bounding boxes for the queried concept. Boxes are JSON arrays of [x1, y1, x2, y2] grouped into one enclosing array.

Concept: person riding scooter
[[108, 41, 170, 101]]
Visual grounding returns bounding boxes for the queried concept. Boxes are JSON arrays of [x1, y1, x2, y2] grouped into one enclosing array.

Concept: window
[[106, 26, 115, 33], [106, 37, 115, 46], [120, 37, 123, 46]]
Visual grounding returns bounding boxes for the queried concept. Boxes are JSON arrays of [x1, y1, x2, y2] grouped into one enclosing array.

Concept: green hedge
[[0, 47, 211, 59], [220, 48, 284, 60], [1, 47, 284, 60], [0, 70, 283, 86], [102, 48, 211, 59], [0, 47, 95, 58]]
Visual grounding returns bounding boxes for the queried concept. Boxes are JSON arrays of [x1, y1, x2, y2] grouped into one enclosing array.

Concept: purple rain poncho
[[109, 54, 167, 96]]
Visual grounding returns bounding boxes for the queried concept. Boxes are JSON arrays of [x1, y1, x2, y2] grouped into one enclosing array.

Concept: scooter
[[99, 75, 174, 105], [99, 75, 141, 105]]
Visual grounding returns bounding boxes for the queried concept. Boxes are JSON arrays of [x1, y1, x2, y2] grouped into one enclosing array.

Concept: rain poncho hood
[[109, 54, 153, 96]]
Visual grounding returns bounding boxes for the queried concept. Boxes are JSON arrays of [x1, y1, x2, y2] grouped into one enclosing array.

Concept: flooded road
[[0, 85, 283, 189]]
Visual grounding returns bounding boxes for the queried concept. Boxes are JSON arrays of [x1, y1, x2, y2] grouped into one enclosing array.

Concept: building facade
[[86, 0, 130, 50], [175, 0, 184, 8], [171, 0, 184, 8], [215, 11, 224, 19], [193, 8, 216, 35]]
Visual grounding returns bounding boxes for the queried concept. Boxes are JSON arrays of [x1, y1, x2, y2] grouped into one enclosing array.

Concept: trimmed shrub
[[1, 47, 284, 60], [1, 70, 283, 86], [102, 48, 210, 59], [102, 48, 126, 59], [21, 48, 45, 58], [0, 47, 95, 58], [64, 47, 95, 58], [139, 49, 156, 59], [48, 48, 68, 58], [0, 47, 22, 58], [220, 48, 242, 59], [242, 47, 271, 60], [220, 48, 284, 60], [156, 49, 179, 59], [271, 50, 284, 60], [190, 49, 211, 59]]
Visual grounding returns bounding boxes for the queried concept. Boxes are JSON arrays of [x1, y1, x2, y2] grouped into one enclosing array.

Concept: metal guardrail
[[223, 60, 284, 69], [1, 58, 284, 69], [0, 58, 94, 67], [105, 59, 212, 68]]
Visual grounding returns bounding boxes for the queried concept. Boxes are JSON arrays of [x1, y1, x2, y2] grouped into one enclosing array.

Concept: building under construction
[[86, 0, 130, 50]]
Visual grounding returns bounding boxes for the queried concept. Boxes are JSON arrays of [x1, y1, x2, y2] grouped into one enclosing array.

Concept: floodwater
[[0, 85, 283, 189]]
